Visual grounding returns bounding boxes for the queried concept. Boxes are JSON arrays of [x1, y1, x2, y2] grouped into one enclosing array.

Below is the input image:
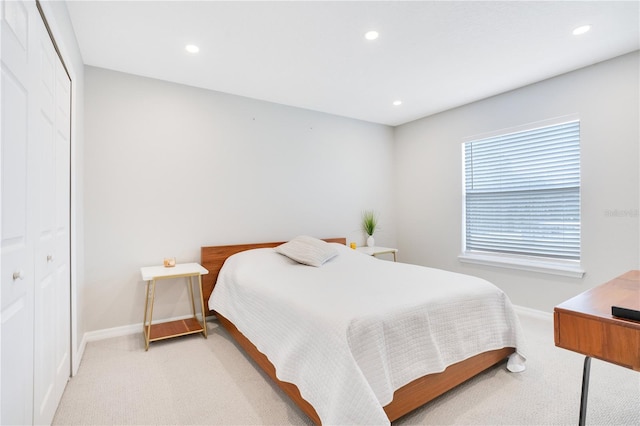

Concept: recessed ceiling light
[[364, 30, 379, 41], [393, 100, 402, 106], [572, 25, 591, 36], [185, 44, 200, 53]]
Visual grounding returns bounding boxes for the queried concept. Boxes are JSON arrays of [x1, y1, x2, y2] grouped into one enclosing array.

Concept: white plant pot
[[366, 235, 375, 247]]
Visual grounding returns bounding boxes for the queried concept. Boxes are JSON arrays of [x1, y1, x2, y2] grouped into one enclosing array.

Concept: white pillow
[[274, 235, 339, 267]]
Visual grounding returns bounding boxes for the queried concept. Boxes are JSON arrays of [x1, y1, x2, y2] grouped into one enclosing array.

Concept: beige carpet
[[53, 313, 639, 425]]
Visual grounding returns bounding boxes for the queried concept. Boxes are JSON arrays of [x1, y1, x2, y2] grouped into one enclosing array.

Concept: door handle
[[47, 254, 55, 262], [12, 270, 25, 280]]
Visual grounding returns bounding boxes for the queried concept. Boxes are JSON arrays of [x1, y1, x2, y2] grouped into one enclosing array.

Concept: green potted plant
[[362, 210, 378, 247]]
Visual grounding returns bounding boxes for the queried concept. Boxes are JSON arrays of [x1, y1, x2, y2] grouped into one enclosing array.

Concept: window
[[460, 119, 584, 278]]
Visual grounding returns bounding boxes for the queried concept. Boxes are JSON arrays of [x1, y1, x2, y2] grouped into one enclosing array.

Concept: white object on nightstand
[[356, 246, 398, 262]]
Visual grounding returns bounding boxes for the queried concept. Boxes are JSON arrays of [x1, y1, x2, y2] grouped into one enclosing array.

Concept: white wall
[[38, 0, 85, 373], [84, 66, 396, 332], [394, 52, 640, 312]]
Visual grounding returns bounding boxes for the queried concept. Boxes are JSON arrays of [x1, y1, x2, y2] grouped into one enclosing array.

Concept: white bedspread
[[209, 244, 526, 425]]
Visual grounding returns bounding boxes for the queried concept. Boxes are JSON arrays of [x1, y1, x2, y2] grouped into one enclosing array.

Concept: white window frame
[[459, 116, 585, 278]]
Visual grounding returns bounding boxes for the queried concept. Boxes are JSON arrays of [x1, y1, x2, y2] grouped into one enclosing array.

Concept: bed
[[201, 237, 525, 424]]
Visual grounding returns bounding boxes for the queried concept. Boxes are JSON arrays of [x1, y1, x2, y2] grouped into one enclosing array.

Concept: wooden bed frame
[[201, 239, 515, 424]]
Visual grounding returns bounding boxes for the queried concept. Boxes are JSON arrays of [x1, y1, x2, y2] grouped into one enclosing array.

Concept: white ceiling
[[66, 1, 639, 126]]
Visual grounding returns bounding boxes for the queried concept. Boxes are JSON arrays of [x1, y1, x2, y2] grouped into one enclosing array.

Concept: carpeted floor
[[53, 312, 639, 425]]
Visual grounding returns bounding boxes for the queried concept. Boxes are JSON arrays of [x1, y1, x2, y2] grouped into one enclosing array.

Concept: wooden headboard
[[200, 237, 346, 316]]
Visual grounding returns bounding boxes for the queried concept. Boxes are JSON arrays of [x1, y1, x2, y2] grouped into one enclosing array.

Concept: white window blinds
[[464, 120, 580, 260]]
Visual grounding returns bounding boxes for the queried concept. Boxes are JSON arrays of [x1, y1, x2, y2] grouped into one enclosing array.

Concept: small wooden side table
[[356, 246, 398, 261], [140, 262, 209, 350]]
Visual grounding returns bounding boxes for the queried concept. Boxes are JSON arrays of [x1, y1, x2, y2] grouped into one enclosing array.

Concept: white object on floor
[[507, 353, 527, 372]]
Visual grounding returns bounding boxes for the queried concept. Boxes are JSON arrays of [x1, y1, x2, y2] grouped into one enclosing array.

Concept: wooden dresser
[[554, 270, 640, 370], [554, 270, 640, 425]]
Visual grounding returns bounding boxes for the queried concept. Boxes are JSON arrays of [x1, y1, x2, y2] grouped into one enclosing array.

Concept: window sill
[[458, 252, 585, 278]]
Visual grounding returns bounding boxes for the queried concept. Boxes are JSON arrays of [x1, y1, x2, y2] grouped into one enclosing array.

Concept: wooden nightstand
[[356, 246, 398, 261], [140, 262, 209, 350]]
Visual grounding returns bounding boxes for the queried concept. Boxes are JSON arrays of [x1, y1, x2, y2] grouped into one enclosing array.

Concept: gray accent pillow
[[274, 235, 339, 267]]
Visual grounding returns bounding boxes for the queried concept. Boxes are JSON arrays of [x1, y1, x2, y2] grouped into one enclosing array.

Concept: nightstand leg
[[145, 279, 157, 351], [143, 279, 150, 333], [579, 356, 591, 426], [198, 275, 208, 338], [143, 279, 151, 349], [187, 275, 197, 316]]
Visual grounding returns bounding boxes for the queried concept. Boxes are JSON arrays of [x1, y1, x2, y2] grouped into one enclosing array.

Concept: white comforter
[[210, 243, 526, 425]]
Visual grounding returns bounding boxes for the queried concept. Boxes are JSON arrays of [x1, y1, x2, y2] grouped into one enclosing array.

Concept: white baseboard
[[513, 304, 553, 321], [72, 337, 87, 376], [84, 322, 142, 342]]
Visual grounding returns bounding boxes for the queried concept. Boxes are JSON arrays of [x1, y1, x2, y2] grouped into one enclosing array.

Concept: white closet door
[[32, 4, 71, 424], [1, 0, 36, 424], [1, 1, 71, 424]]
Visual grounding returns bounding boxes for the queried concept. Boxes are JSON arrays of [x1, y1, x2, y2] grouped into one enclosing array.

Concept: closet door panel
[[1, 1, 36, 424], [52, 49, 71, 418], [32, 8, 71, 423]]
